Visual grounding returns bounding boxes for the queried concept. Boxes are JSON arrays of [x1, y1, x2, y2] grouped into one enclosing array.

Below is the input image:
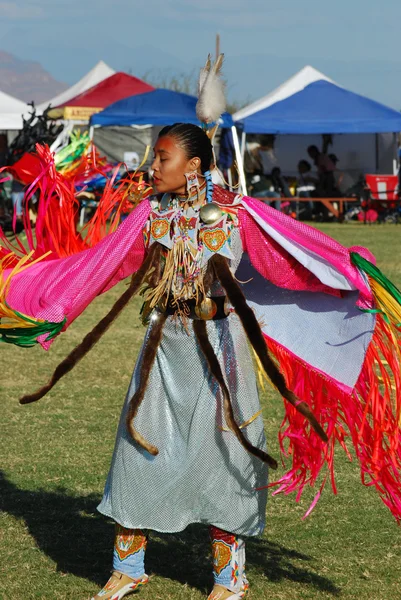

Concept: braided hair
[[21, 123, 327, 463], [158, 123, 213, 174]]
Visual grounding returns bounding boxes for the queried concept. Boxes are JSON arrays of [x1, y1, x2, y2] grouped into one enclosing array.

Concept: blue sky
[[1, 0, 401, 109]]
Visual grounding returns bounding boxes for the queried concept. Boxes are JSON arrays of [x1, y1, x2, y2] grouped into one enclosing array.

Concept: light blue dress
[[98, 221, 268, 537]]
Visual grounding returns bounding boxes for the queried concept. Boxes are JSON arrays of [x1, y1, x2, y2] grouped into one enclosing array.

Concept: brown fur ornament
[[19, 243, 163, 405], [125, 311, 167, 455], [193, 318, 278, 468]]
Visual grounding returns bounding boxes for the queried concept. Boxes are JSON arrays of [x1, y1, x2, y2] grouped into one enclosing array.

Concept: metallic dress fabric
[[98, 228, 268, 537]]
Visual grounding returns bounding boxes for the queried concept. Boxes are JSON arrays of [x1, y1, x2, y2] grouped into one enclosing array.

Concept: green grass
[[1, 222, 401, 599]]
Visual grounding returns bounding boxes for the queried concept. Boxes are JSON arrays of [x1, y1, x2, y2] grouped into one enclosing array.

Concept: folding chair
[[365, 174, 399, 201], [364, 174, 399, 223]]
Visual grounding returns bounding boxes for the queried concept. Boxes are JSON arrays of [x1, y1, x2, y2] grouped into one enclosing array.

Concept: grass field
[[1, 222, 401, 600]]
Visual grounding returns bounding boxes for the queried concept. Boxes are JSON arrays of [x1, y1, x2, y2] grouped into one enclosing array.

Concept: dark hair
[[158, 123, 213, 173], [307, 145, 319, 155], [298, 159, 311, 171]]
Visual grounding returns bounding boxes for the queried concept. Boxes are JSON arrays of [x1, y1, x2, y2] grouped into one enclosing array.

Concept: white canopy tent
[[234, 66, 334, 121], [38, 61, 116, 153], [38, 60, 115, 112], [0, 90, 31, 144], [0, 90, 30, 130], [233, 66, 399, 181]]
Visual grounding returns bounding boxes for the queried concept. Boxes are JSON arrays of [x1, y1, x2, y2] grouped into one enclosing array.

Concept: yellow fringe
[[368, 278, 401, 423], [0, 251, 51, 328], [219, 409, 263, 432], [369, 276, 401, 332], [251, 346, 280, 394]]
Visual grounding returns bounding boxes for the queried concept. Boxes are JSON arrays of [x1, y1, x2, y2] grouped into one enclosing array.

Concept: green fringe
[[350, 252, 401, 306], [0, 314, 67, 347]]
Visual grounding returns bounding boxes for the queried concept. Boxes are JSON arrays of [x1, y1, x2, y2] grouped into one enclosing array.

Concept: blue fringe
[[204, 170, 214, 204]]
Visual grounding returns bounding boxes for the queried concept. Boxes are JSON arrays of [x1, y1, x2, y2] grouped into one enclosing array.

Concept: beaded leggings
[[112, 524, 247, 593]]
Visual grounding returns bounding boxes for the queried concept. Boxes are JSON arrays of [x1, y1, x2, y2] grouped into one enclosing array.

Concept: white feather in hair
[[198, 54, 212, 97], [196, 53, 226, 125]]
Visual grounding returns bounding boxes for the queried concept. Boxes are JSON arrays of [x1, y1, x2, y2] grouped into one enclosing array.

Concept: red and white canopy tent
[[47, 72, 154, 122], [38, 60, 115, 113]]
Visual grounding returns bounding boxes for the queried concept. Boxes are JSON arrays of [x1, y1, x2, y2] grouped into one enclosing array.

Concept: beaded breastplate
[[142, 191, 240, 319]]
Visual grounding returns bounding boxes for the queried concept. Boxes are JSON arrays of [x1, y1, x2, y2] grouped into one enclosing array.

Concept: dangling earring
[[185, 171, 200, 195]]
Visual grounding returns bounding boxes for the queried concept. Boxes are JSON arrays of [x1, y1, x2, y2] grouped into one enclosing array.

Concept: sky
[[1, 0, 401, 109]]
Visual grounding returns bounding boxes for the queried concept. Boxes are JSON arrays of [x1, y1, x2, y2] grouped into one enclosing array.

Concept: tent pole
[[232, 126, 247, 195], [375, 133, 379, 173], [241, 130, 246, 162], [50, 121, 73, 153], [393, 132, 398, 175], [227, 168, 233, 192]]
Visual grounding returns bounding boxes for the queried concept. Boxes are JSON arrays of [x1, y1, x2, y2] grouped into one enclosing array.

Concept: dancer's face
[[151, 136, 201, 195]]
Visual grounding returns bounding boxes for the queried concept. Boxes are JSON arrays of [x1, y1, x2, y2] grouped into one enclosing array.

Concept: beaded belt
[[163, 296, 231, 320]]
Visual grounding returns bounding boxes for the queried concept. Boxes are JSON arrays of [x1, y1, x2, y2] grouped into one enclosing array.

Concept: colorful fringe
[[3, 154, 401, 525], [0, 253, 66, 347], [264, 253, 401, 522], [54, 131, 92, 175], [1, 143, 152, 258], [351, 251, 401, 328], [0, 143, 152, 347]]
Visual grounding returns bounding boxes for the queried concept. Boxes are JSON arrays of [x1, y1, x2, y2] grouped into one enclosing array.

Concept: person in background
[[250, 166, 294, 212], [296, 160, 318, 219], [11, 175, 24, 220], [258, 134, 278, 174], [307, 144, 337, 197], [297, 160, 318, 196], [244, 142, 281, 207], [270, 166, 293, 199], [244, 137, 293, 211], [243, 141, 263, 175], [0, 188, 24, 233], [0, 203, 12, 232], [329, 154, 357, 196]]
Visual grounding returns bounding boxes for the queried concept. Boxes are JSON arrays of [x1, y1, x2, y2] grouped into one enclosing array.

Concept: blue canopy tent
[[89, 88, 244, 188], [236, 80, 401, 134], [232, 71, 401, 190], [90, 88, 234, 128]]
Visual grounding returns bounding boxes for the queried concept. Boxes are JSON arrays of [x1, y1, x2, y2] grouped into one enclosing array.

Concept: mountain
[[0, 51, 68, 104]]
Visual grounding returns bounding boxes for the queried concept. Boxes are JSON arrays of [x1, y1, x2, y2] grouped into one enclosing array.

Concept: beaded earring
[[185, 171, 201, 194]]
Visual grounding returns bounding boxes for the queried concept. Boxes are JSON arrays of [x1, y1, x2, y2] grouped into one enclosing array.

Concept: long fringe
[[125, 311, 167, 455], [264, 311, 401, 522], [0, 251, 66, 346], [0, 144, 153, 348], [19, 243, 162, 405], [0, 143, 152, 263]]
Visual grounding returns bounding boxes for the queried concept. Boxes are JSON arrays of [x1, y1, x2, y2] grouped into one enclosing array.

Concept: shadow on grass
[[0, 471, 339, 595]]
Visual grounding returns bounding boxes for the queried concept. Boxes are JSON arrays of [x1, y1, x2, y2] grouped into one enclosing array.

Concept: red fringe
[[264, 313, 401, 522], [0, 144, 151, 265]]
